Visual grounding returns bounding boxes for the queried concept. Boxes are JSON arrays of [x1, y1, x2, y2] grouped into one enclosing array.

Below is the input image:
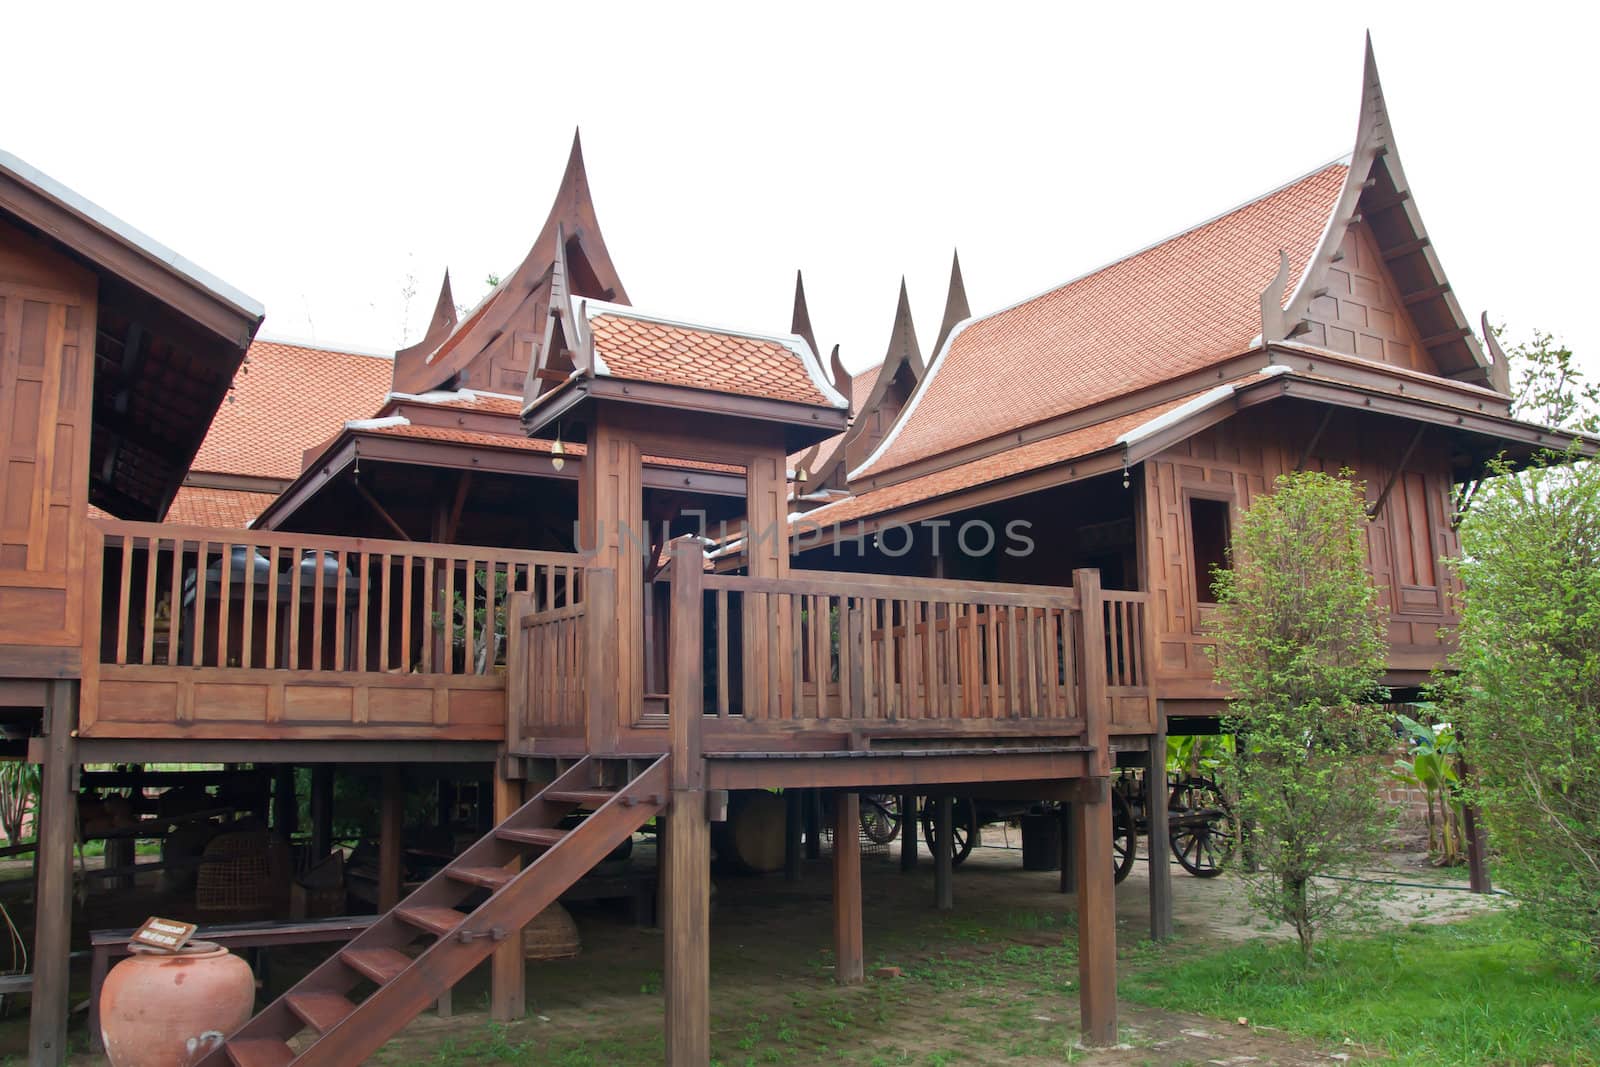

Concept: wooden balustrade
[[697, 568, 1091, 732], [81, 519, 585, 740]]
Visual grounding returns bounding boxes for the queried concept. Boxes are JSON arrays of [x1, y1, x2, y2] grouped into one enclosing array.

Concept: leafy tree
[[0, 762, 38, 846], [1443, 328, 1600, 975], [1212, 470, 1393, 957]]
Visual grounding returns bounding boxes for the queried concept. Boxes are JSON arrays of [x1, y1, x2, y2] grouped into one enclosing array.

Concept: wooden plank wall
[[1143, 404, 1462, 699], [1301, 221, 1437, 374], [0, 219, 96, 670]]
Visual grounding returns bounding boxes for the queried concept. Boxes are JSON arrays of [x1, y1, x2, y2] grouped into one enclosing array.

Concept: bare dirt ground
[[20, 832, 1493, 1065]]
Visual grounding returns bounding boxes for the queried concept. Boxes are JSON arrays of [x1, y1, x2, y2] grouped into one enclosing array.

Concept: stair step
[[341, 946, 412, 985], [496, 826, 568, 848], [397, 905, 468, 937], [225, 1038, 296, 1067], [287, 990, 356, 1034], [448, 864, 513, 889], [544, 788, 615, 807]]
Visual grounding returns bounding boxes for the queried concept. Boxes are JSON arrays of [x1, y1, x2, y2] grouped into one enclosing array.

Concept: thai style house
[[1, 38, 1592, 1067]]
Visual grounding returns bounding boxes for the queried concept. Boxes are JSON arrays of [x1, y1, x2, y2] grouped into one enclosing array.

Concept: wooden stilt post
[[378, 765, 404, 913], [1058, 802, 1076, 894], [664, 541, 710, 1066], [832, 791, 864, 985], [1073, 778, 1118, 1046], [899, 793, 917, 871], [311, 765, 334, 858], [1463, 804, 1491, 894], [934, 794, 954, 911], [784, 789, 802, 881], [274, 764, 298, 836], [29, 679, 77, 1067], [804, 790, 822, 861], [1147, 716, 1173, 941], [489, 760, 525, 1022]]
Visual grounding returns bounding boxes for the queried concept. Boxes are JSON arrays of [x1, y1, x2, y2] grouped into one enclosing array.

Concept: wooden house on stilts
[[0, 38, 1594, 1066]]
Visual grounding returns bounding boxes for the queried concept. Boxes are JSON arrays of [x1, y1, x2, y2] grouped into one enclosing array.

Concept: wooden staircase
[[198, 755, 669, 1067]]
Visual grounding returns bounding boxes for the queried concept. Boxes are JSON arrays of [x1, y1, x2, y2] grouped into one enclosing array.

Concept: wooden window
[[1394, 472, 1436, 588], [1189, 497, 1231, 605]]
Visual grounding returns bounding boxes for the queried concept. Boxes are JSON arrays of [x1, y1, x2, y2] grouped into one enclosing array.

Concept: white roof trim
[[0, 148, 264, 320], [385, 387, 523, 406], [257, 334, 395, 360], [577, 297, 849, 409], [1115, 386, 1237, 450], [346, 415, 410, 430]]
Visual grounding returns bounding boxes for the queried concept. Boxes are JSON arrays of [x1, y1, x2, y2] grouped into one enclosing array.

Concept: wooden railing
[[81, 519, 584, 740]]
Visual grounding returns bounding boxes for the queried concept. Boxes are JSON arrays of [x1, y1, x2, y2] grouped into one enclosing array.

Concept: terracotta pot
[[100, 941, 256, 1067]]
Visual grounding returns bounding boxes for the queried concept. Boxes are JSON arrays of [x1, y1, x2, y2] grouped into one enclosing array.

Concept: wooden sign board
[[130, 916, 198, 953]]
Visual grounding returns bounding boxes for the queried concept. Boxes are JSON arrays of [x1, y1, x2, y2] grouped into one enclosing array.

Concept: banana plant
[[1392, 710, 1465, 865]]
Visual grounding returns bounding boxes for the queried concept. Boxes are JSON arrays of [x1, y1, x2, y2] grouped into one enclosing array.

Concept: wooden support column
[[1147, 715, 1173, 941], [784, 789, 802, 881], [664, 539, 710, 1065], [899, 793, 917, 871], [1463, 804, 1492, 894], [274, 764, 298, 836], [804, 790, 822, 860], [1073, 778, 1118, 1046], [934, 794, 954, 911], [378, 766, 404, 912], [29, 679, 77, 1067], [832, 792, 864, 985], [1058, 802, 1076, 894], [310, 765, 334, 857], [490, 762, 525, 1022]]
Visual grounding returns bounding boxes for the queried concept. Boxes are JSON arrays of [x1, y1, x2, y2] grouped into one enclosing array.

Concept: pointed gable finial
[[1480, 313, 1513, 395], [790, 270, 820, 357], [932, 249, 970, 359], [392, 268, 460, 392], [828, 344, 850, 402], [888, 276, 925, 379]]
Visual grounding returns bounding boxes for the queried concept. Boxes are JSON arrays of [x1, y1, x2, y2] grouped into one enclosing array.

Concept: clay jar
[[99, 941, 256, 1066]]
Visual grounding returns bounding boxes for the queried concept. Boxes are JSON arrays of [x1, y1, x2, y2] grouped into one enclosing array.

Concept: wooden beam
[[28, 680, 77, 1067], [354, 480, 413, 542], [663, 790, 711, 1064], [489, 765, 525, 1022], [1367, 426, 1427, 519], [378, 766, 404, 912], [1293, 407, 1334, 472], [832, 792, 864, 984], [444, 471, 473, 543], [1146, 712, 1173, 941], [1401, 283, 1451, 306], [1380, 235, 1431, 260], [934, 795, 954, 911], [898, 793, 917, 871], [1073, 780, 1118, 1046], [1418, 326, 1472, 349]]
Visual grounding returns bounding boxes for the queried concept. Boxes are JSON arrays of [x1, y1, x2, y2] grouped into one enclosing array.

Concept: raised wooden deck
[[75, 520, 1153, 764]]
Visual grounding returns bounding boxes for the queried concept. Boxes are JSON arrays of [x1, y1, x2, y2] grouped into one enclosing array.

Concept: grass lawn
[[1123, 912, 1600, 1066]]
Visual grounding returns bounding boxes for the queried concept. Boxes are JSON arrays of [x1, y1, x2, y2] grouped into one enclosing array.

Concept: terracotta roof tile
[[800, 392, 1204, 531], [850, 363, 882, 414], [193, 340, 392, 480], [859, 163, 1346, 478], [166, 486, 277, 528], [588, 310, 840, 408]]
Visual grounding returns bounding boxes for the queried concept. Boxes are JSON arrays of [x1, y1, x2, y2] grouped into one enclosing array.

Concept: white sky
[[4, 3, 1596, 379]]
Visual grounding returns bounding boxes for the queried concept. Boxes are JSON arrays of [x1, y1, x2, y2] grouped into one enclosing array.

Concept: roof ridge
[[255, 334, 396, 360]]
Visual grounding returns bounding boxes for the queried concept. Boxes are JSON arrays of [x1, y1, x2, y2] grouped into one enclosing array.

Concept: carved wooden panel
[[0, 224, 96, 660], [1302, 221, 1436, 374]]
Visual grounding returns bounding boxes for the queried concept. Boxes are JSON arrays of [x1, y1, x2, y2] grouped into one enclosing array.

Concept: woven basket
[[196, 831, 289, 912], [521, 903, 581, 960]]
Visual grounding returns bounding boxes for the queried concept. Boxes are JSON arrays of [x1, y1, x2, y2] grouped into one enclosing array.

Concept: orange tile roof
[[193, 340, 393, 480], [166, 486, 277, 528], [799, 392, 1203, 531], [587, 309, 842, 408], [858, 163, 1346, 478], [850, 363, 882, 413]]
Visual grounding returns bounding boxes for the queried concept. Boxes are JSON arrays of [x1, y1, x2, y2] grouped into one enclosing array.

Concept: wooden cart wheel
[[859, 794, 901, 844], [920, 798, 978, 866], [1111, 787, 1137, 885], [1168, 775, 1234, 878]]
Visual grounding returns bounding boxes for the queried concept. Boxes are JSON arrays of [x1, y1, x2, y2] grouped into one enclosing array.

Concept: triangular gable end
[[810, 277, 927, 488], [1270, 35, 1506, 393], [395, 129, 628, 397]]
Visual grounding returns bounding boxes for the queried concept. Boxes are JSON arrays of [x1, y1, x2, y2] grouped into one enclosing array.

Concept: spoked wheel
[[860, 794, 902, 844], [1111, 788, 1137, 885], [1168, 775, 1234, 878], [919, 797, 979, 866]]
